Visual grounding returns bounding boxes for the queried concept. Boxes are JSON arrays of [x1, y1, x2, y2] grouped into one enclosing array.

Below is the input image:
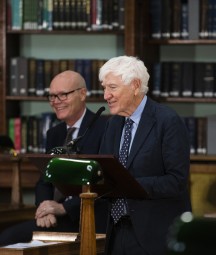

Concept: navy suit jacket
[[35, 108, 109, 233], [99, 97, 191, 254]]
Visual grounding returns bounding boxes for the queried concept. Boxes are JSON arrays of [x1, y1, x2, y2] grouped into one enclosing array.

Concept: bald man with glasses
[[0, 70, 109, 245]]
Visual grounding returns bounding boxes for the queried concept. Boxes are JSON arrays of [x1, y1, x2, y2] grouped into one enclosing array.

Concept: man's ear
[[132, 79, 141, 95], [80, 87, 87, 100]]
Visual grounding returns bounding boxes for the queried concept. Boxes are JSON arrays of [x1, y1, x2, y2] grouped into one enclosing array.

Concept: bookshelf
[[139, 0, 216, 215], [140, 0, 216, 149], [0, 0, 142, 135]]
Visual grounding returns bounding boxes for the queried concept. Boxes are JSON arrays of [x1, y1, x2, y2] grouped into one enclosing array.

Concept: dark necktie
[[111, 118, 133, 224], [54, 127, 76, 201], [63, 127, 76, 146]]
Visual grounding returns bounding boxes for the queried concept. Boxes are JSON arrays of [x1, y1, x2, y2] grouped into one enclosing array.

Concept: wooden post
[[79, 186, 97, 255], [11, 157, 22, 206]]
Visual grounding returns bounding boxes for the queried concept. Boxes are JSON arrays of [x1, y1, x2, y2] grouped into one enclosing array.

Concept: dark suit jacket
[[35, 108, 109, 233], [99, 97, 191, 255]]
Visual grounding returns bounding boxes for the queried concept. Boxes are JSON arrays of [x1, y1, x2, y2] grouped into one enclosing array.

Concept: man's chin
[[55, 113, 66, 121]]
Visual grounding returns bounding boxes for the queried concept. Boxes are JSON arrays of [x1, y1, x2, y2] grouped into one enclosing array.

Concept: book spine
[[183, 116, 197, 154], [149, 0, 162, 39], [91, 0, 103, 31], [169, 62, 182, 97], [32, 116, 39, 153], [171, 0, 181, 38], [8, 118, 15, 147], [82, 59, 92, 97], [44, 59, 53, 94], [161, 0, 171, 38], [52, 59, 60, 78], [37, 0, 44, 29], [118, 0, 125, 30], [71, 0, 77, 29], [212, 0, 216, 38], [47, 0, 53, 30], [64, 0, 71, 29], [181, 62, 194, 97], [10, 57, 19, 96], [188, 0, 200, 39], [96, 59, 106, 96], [203, 62, 214, 97], [21, 116, 27, 153], [28, 58, 37, 96], [40, 112, 57, 153], [207, 115, 216, 155], [35, 59, 45, 96], [199, 0, 209, 38], [7, 0, 12, 30], [58, 0, 65, 29], [14, 117, 21, 153], [111, 0, 119, 30], [196, 117, 207, 155], [180, 0, 189, 39], [59, 59, 69, 73], [53, 0, 59, 30], [193, 63, 204, 98], [68, 59, 75, 71], [18, 57, 28, 96], [151, 62, 161, 97], [11, 0, 23, 30], [91, 59, 99, 96], [23, 0, 32, 29], [160, 62, 170, 97], [86, 0, 91, 30], [27, 116, 34, 153]]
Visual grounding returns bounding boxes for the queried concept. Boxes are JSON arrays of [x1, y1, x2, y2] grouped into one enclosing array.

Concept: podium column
[[79, 190, 97, 255]]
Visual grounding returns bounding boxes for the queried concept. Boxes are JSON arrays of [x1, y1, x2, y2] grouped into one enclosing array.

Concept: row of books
[[150, 61, 216, 98], [8, 113, 216, 156], [183, 116, 216, 155], [9, 57, 106, 97], [149, 0, 216, 40], [7, 0, 125, 31], [8, 113, 58, 154]]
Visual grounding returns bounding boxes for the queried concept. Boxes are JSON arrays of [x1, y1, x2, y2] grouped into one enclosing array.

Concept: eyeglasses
[[47, 88, 82, 102]]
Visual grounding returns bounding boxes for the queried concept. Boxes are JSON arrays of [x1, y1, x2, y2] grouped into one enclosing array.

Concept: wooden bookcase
[[139, 0, 216, 215], [0, 0, 143, 134]]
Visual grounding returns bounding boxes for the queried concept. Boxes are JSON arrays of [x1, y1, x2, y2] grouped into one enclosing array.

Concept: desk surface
[[0, 234, 106, 255]]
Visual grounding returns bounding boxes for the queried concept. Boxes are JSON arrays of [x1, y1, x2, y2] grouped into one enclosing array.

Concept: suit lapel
[[127, 99, 156, 168], [113, 117, 125, 156]]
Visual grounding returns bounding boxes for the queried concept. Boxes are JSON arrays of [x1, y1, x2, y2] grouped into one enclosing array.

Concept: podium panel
[[26, 154, 148, 199]]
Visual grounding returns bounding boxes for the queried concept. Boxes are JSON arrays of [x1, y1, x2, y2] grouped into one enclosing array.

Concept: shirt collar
[[129, 95, 147, 125], [67, 108, 86, 129]]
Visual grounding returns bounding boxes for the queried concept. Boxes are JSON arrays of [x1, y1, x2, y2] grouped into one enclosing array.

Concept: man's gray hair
[[99, 55, 150, 94]]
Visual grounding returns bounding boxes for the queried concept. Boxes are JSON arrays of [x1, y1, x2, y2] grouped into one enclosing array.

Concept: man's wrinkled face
[[101, 73, 137, 116]]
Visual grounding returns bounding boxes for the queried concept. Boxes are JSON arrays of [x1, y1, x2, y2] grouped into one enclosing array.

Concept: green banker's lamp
[[44, 157, 104, 255], [44, 157, 103, 186], [167, 212, 216, 255]]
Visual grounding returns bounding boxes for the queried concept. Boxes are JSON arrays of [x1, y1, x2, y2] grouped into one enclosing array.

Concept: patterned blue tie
[[111, 118, 133, 224]]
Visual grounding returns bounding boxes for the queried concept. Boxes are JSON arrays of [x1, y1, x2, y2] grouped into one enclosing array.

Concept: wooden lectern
[[27, 154, 148, 255]]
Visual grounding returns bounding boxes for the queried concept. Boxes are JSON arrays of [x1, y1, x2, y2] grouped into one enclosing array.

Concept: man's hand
[[36, 214, 57, 228], [35, 200, 66, 219]]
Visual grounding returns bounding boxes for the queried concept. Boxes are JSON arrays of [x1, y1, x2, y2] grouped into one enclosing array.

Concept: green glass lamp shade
[[44, 157, 103, 185], [167, 212, 216, 254]]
